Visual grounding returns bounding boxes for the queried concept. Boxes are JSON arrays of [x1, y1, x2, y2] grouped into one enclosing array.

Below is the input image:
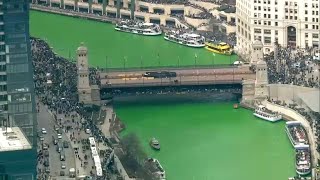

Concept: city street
[[37, 102, 76, 178]]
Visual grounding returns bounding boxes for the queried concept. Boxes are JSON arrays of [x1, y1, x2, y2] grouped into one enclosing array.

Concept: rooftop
[[0, 127, 32, 152]]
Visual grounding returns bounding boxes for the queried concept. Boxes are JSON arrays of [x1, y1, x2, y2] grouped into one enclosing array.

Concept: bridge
[[99, 65, 255, 89]]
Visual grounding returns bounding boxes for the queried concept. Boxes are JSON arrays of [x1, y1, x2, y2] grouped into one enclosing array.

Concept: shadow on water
[[102, 84, 242, 106]]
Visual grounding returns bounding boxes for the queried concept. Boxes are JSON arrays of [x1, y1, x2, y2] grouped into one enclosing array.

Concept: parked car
[[61, 163, 66, 169], [63, 141, 69, 148], [52, 136, 58, 145], [60, 171, 65, 176], [54, 125, 60, 131], [57, 133, 62, 139], [41, 128, 47, 134], [39, 135, 44, 141], [44, 159, 50, 167], [44, 150, 49, 157], [42, 143, 48, 150], [60, 151, 65, 161]]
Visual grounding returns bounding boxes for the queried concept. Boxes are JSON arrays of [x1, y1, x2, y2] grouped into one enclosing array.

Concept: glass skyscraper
[[0, 0, 37, 179]]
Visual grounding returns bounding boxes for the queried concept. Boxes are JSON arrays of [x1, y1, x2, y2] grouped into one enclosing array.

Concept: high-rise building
[[236, 0, 320, 57], [0, 0, 37, 179]]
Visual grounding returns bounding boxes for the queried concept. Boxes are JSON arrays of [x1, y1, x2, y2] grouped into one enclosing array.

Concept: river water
[[30, 10, 238, 69], [115, 94, 295, 180], [30, 10, 295, 179]]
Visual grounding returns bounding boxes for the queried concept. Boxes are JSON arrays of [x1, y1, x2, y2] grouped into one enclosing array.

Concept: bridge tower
[[250, 40, 264, 65], [77, 43, 93, 105], [254, 58, 269, 100]]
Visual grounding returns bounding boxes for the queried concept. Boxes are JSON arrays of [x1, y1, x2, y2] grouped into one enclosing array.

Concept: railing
[[102, 79, 243, 88], [102, 64, 236, 72]]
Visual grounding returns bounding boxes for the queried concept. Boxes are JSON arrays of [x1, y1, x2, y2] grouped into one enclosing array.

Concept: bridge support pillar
[[241, 80, 255, 106]]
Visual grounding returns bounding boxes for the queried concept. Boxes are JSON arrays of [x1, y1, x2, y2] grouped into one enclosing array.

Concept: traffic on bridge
[[100, 66, 255, 88]]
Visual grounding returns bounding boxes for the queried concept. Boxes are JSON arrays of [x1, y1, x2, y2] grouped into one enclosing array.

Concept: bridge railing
[[102, 64, 236, 72], [102, 79, 243, 88]]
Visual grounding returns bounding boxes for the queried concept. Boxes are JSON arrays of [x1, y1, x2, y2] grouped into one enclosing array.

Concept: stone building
[[77, 43, 101, 106]]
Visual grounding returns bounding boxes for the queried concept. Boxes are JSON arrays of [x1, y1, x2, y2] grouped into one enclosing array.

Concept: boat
[[115, 20, 162, 36], [285, 121, 309, 147], [164, 30, 205, 48], [253, 105, 282, 122], [147, 158, 166, 179], [205, 42, 233, 55], [295, 145, 311, 175], [150, 138, 160, 150]]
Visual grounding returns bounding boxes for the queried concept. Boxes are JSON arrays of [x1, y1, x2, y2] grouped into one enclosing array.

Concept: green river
[[30, 10, 237, 69], [115, 95, 295, 180], [30, 10, 295, 179]]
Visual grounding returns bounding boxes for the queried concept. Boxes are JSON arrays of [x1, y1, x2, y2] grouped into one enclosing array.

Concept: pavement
[[37, 102, 76, 179], [99, 106, 113, 138]]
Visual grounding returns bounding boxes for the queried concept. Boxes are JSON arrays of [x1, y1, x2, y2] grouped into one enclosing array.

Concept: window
[[0, 85, 7, 92], [264, 37, 271, 43], [305, 17, 308, 21], [275, 15, 278, 19], [305, 33, 309, 38], [305, 24, 308, 29], [254, 28, 261, 33], [312, 33, 319, 38], [294, 16, 297, 20], [275, 30, 278, 35], [305, 10, 308, 14], [264, 29, 271, 34]]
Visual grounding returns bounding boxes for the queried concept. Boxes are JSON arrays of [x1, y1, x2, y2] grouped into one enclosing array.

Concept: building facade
[[0, 0, 37, 179], [236, 0, 320, 57]]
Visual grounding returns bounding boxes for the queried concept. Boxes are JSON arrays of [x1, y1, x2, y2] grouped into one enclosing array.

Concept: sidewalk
[[99, 106, 113, 138]]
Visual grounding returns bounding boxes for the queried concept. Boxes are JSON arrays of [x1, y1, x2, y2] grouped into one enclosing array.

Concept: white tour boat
[[295, 145, 311, 175], [164, 30, 205, 48], [285, 121, 309, 147], [115, 20, 162, 36], [253, 105, 282, 122]]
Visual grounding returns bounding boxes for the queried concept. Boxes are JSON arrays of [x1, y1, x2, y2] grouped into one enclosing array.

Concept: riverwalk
[[263, 100, 319, 166], [31, 4, 116, 23]]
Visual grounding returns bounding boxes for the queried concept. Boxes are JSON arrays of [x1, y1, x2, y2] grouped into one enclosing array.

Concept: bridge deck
[[100, 66, 255, 88]]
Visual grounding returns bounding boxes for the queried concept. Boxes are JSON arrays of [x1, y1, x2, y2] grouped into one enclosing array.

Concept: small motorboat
[[233, 103, 238, 109], [150, 138, 160, 150]]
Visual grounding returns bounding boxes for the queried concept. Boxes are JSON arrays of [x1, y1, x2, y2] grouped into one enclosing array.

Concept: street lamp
[[123, 56, 127, 84], [212, 53, 215, 68], [194, 53, 197, 69], [105, 56, 108, 73], [140, 56, 143, 70]]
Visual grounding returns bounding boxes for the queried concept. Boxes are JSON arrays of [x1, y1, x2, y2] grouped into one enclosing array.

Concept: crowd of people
[[265, 45, 320, 170], [31, 37, 119, 179], [266, 45, 319, 88]]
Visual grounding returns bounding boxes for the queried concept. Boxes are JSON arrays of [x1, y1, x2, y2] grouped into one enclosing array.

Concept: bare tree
[[119, 133, 156, 180]]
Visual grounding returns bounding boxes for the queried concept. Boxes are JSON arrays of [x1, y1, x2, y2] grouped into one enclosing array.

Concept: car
[[41, 128, 47, 134], [52, 136, 58, 145], [60, 171, 65, 176], [54, 125, 60, 131], [42, 143, 48, 150], [61, 163, 66, 169], [63, 141, 69, 148], [44, 150, 49, 157], [85, 129, 91, 134], [39, 135, 44, 141], [45, 167, 50, 173], [44, 159, 50, 167], [57, 133, 62, 139]]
